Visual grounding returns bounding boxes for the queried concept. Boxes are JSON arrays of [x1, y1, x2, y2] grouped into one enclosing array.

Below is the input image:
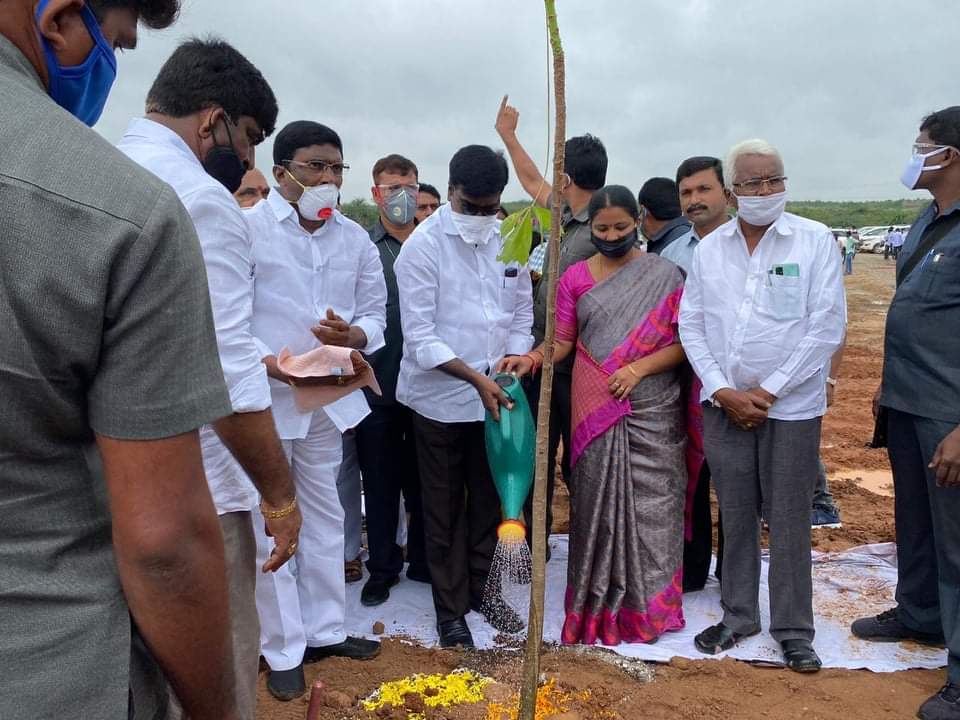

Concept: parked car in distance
[[858, 225, 911, 253]]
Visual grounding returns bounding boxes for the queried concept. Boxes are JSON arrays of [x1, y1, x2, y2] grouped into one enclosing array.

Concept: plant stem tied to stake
[[519, 1, 565, 718]]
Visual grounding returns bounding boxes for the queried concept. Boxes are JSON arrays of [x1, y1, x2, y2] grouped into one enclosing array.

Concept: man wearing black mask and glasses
[[119, 38, 302, 720]]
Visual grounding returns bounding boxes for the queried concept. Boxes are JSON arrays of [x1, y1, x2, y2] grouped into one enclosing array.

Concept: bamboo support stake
[[519, 1, 565, 717]]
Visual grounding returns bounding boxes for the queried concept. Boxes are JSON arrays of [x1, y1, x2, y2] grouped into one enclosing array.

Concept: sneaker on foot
[[811, 504, 841, 527], [851, 608, 945, 645], [918, 683, 960, 720]]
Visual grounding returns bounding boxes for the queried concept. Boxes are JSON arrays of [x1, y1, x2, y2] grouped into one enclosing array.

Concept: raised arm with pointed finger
[[495, 95, 552, 208]]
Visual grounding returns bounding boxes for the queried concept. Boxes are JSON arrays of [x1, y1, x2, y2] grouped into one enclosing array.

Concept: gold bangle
[[261, 496, 297, 519], [627, 364, 640, 379]]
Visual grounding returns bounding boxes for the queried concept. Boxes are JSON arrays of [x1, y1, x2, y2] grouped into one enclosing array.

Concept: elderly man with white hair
[[678, 139, 845, 672]]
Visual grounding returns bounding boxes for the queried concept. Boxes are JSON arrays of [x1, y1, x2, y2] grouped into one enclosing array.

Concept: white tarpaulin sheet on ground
[[344, 538, 946, 672]]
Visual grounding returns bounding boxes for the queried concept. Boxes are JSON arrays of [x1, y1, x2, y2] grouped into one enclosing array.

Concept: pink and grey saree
[[556, 254, 701, 646]]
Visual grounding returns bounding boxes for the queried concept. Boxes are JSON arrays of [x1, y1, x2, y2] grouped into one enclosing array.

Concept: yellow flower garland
[[362, 668, 492, 717]]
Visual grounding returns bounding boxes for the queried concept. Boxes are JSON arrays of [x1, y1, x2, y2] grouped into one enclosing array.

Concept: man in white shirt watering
[[246, 121, 387, 700], [679, 139, 845, 673], [395, 145, 534, 649], [118, 39, 301, 720]]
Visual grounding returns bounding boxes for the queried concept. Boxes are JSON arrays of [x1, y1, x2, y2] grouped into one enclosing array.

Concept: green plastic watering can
[[484, 373, 536, 539]]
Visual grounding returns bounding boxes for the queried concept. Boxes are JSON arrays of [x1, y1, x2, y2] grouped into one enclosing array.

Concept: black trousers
[[683, 461, 716, 592], [355, 403, 428, 582], [411, 413, 500, 623], [521, 370, 573, 550], [888, 409, 960, 683]]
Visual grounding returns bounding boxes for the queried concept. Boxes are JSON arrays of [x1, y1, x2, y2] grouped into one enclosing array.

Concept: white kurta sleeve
[[395, 236, 457, 370], [351, 235, 388, 355], [678, 246, 732, 400], [190, 190, 271, 413]]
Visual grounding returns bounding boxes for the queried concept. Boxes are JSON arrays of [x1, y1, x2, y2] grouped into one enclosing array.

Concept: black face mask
[[201, 115, 246, 193], [590, 229, 638, 258]]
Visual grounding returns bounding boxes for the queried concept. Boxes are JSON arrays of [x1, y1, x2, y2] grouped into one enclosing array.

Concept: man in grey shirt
[[1, 2, 241, 719], [496, 96, 608, 550]]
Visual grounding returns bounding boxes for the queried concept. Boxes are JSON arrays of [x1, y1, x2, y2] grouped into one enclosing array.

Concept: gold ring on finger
[[287, 542, 298, 555]]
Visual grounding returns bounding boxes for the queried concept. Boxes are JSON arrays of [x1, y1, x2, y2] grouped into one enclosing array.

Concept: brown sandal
[[344, 558, 363, 583]]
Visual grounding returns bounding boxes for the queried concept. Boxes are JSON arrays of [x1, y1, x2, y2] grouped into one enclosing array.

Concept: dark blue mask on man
[[35, 0, 117, 126]]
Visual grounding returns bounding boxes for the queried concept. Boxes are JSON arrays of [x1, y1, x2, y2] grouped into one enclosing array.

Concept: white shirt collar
[[718, 212, 796, 240], [122, 117, 202, 170]]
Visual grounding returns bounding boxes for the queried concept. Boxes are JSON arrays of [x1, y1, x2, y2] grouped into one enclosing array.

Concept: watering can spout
[[485, 373, 536, 527]]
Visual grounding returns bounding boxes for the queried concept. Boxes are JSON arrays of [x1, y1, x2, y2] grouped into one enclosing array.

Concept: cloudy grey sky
[[95, 0, 958, 203]]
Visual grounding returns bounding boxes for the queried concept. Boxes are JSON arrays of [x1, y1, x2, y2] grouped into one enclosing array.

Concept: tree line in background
[[339, 197, 931, 232]]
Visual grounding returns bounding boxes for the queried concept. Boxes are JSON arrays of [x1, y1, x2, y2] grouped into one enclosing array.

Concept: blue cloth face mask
[[36, 1, 118, 126]]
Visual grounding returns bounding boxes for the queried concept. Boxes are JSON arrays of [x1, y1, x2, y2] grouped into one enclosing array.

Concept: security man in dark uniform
[[852, 106, 960, 720]]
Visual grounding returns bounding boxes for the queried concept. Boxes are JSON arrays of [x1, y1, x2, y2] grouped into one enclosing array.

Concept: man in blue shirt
[[852, 106, 960, 720]]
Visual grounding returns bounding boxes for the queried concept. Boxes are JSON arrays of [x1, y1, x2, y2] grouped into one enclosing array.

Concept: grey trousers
[[703, 406, 821, 643], [813, 458, 835, 508], [337, 430, 364, 561], [888, 409, 960, 683], [168, 511, 260, 720]]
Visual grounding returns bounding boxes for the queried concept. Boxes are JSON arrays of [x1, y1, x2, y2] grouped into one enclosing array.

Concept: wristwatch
[[826, 376, 838, 387]]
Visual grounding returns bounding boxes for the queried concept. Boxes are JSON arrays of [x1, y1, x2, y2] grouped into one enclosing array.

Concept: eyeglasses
[[377, 183, 419, 195], [282, 159, 350, 177], [732, 175, 787, 195]]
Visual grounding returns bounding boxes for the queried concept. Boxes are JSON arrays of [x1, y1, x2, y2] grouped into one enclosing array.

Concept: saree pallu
[[557, 255, 698, 646]]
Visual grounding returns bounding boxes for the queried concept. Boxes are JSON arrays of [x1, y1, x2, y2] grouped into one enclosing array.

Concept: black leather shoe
[[406, 564, 432, 584], [918, 682, 960, 720], [361, 575, 399, 607], [781, 639, 822, 673], [437, 618, 475, 649], [303, 636, 381, 663], [471, 598, 525, 634], [851, 608, 945, 646], [266, 665, 306, 701], [694, 622, 759, 655]]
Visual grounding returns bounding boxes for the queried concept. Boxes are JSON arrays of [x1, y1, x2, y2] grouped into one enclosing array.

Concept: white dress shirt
[[246, 190, 387, 438], [679, 212, 845, 421], [395, 204, 534, 423], [118, 117, 271, 513]]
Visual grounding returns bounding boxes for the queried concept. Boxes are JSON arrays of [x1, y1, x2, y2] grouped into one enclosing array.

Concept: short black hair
[[88, 0, 179, 29], [564, 134, 607, 191], [449, 145, 509, 197], [676, 156, 724, 186], [588, 185, 639, 222], [145, 38, 278, 139], [638, 177, 682, 220], [419, 183, 441, 201], [920, 106, 960, 149], [372, 154, 418, 182], [273, 121, 343, 166]]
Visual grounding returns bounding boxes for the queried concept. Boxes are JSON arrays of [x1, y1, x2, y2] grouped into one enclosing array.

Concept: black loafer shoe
[[918, 682, 960, 720], [266, 665, 306, 701], [781, 639, 822, 673], [406, 564, 432, 584], [303, 636, 381, 663], [437, 617, 475, 649], [361, 575, 399, 607], [470, 598, 525, 634], [851, 608, 945, 646], [694, 622, 759, 655]]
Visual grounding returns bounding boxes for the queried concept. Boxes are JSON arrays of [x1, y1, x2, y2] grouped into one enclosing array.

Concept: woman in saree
[[501, 185, 693, 646]]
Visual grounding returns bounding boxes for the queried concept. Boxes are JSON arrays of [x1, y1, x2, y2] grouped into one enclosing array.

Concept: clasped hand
[[714, 387, 776, 430]]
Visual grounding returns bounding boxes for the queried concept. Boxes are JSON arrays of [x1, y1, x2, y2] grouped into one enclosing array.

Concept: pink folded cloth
[[277, 345, 381, 412]]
